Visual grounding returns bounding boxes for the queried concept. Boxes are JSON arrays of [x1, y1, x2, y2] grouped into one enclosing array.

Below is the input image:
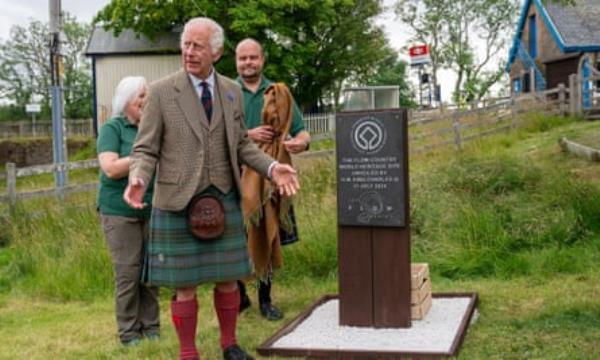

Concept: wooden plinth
[[338, 225, 411, 327]]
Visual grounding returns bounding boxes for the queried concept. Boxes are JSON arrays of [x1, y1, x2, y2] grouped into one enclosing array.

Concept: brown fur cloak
[[241, 83, 294, 280]]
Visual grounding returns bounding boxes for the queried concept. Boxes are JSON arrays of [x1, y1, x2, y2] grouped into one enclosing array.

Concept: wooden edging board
[[256, 292, 478, 359]]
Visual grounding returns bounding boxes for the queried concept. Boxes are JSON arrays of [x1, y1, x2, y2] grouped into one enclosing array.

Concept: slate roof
[[545, 0, 600, 48], [85, 27, 180, 56], [506, 0, 600, 69]]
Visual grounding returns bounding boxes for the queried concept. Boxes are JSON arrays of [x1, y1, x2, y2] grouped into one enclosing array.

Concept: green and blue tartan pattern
[[143, 188, 251, 288]]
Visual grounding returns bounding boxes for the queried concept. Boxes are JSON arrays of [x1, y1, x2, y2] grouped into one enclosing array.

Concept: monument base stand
[[257, 293, 478, 359]]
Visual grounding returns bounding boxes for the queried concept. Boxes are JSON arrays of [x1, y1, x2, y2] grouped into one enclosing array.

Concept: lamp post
[[49, 0, 68, 188]]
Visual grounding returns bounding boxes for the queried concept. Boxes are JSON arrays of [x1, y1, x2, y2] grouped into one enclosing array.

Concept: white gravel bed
[[272, 297, 473, 353]]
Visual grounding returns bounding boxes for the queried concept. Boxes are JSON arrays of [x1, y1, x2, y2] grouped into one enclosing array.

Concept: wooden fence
[[0, 85, 583, 205], [297, 84, 572, 152], [2, 159, 98, 206], [569, 72, 600, 119], [408, 85, 571, 153], [0, 119, 94, 138]]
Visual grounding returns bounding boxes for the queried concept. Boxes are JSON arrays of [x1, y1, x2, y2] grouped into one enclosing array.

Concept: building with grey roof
[[506, 0, 599, 97], [85, 27, 181, 129]]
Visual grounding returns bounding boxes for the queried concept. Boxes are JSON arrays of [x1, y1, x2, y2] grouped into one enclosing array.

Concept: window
[[513, 78, 522, 94], [529, 15, 537, 59]]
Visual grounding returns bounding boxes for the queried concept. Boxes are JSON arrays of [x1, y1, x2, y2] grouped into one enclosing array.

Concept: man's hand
[[271, 163, 300, 196], [123, 177, 148, 209], [248, 125, 275, 144], [283, 137, 309, 154]]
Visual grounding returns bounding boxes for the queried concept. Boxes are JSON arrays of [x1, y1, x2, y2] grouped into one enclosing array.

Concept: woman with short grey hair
[[97, 76, 159, 346]]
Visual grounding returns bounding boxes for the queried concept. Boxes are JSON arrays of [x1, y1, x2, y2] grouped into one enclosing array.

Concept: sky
[[0, 0, 108, 41], [0, 0, 493, 104]]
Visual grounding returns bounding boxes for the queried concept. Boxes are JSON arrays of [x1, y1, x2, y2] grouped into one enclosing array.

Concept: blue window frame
[[582, 58, 591, 109], [529, 15, 537, 59], [513, 78, 522, 94]]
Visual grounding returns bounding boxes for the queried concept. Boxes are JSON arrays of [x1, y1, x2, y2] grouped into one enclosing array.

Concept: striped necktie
[[200, 81, 212, 122]]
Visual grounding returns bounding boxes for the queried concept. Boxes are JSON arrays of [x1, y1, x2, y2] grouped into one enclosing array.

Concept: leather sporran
[[187, 194, 225, 240]]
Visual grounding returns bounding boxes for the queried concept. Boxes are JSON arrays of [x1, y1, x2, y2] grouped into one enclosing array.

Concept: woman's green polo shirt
[[96, 116, 153, 217]]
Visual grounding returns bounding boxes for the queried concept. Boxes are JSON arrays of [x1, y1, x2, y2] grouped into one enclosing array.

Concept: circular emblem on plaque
[[357, 191, 384, 223], [351, 116, 386, 154]]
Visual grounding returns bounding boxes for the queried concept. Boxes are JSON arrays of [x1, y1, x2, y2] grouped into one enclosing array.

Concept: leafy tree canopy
[[396, 0, 519, 104], [94, 0, 395, 111]]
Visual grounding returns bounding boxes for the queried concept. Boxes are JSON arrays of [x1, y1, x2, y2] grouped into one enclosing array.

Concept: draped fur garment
[[241, 83, 294, 280]]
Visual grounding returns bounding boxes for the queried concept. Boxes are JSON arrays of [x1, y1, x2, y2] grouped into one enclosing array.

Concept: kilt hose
[[143, 187, 251, 288]]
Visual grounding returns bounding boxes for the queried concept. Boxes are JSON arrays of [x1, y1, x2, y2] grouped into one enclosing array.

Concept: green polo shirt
[[236, 76, 305, 136], [96, 116, 153, 217]]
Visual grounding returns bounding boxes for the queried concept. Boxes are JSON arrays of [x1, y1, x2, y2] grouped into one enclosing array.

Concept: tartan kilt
[[142, 188, 251, 288]]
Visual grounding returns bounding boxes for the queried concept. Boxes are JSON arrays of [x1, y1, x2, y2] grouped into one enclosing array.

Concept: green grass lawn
[[1, 114, 600, 359], [0, 273, 598, 359]]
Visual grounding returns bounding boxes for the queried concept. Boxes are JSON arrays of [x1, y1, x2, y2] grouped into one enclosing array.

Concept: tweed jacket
[[130, 69, 274, 211]]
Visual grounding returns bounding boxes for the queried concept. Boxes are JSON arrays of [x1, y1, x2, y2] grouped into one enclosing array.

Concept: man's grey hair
[[181, 17, 224, 54], [112, 76, 146, 117]]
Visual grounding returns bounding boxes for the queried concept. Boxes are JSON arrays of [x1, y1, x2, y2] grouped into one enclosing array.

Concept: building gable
[[507, 0, 600, 70]]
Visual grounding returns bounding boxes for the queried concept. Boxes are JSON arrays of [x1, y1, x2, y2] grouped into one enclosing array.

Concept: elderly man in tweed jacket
[[124, 17, 299, 360]]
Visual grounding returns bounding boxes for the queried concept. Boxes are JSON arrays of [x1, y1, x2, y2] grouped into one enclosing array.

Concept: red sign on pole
[[409, 44, 431, 66]]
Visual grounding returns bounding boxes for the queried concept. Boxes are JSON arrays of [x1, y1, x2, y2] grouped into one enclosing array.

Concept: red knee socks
[[213, 288, 240, 350], [171, 297, 199, 360]]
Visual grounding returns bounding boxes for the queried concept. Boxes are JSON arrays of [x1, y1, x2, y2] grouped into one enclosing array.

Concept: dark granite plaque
[[336, 109, 407, 227]]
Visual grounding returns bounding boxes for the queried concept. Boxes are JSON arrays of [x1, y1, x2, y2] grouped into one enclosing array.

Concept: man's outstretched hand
[[123, 177, 147, 209], [271, 163, 300, 196]]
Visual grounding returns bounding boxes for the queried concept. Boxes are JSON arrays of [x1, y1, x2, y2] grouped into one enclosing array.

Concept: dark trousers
[[240, 206, 300, 302], [238, 278, 272, 305], [101, 214, 160, 342]]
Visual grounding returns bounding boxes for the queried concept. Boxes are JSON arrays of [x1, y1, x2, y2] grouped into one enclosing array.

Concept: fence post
[[511, 94, 517, 128], [6, 162, 17, 208], [18, 122, 26, 137], [328, 113, 336, 133], [558, 83, 566, 116], [569, 74, 576, 116], [452, 111, 462, 150], [576, 74, 583, 115]]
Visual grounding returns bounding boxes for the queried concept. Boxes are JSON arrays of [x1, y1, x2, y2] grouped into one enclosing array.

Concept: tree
[[94, 0, 392, 111], [0, 13, 92, 120], [395, 0, 518, 104], [443, 0, 519, 103], [395, 0, 449, 102]]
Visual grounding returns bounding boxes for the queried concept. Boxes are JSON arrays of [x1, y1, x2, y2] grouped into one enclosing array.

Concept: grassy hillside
[[1, 114, 600, 359]]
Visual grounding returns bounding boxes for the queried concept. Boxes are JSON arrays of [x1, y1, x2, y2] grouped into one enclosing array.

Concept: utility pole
[[49, 0, 68, 188]]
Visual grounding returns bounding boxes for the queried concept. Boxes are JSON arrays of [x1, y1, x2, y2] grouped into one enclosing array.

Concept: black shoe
[[121, 337, 142, 347], [223, 345, 255, 360], [260, 302, 284, 321]]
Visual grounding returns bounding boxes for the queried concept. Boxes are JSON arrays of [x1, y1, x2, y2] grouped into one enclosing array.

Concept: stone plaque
[[336, 109, 406, 227]]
